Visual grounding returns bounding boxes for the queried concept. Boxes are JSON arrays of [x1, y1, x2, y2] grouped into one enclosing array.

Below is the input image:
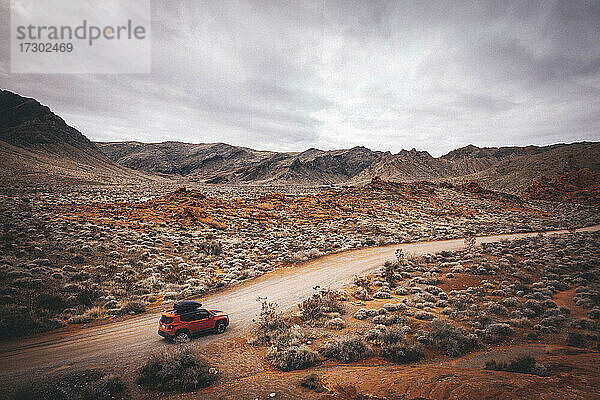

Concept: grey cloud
[[0, 0, 598, 156]]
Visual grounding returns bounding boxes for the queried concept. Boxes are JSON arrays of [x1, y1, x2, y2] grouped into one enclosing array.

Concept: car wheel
[[174, 331, 190, 343], [215, 321, 227, 334]]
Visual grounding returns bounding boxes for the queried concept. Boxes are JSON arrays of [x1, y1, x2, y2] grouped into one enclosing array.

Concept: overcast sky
[[1, 0, 599, 156]]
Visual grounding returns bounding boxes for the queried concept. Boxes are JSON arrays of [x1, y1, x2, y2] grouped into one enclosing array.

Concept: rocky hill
[[524, 168, 600, 204], [0, 90, 156, 186], [348, 144, 565, 185], [460, 142, 600, 194], [98, 141, 381, 185], [96, 141, 277, 176]]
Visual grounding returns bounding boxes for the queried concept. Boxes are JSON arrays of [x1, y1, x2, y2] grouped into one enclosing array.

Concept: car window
[[197, 309, 211, 319], [180, 311, 198, 322]]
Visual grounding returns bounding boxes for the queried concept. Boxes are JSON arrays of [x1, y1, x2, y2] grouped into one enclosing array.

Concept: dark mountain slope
[[0, 90, 158, 186]]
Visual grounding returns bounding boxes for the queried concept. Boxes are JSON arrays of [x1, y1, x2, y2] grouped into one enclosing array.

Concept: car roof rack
[[173, 300, 202, 313]]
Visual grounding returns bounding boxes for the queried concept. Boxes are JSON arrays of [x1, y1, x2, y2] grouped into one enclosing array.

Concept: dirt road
[[1, 225, 598, 385]]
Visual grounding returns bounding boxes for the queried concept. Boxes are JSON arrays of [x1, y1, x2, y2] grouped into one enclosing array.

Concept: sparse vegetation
[[320, 334, 372, 363], [136, 347, 215, 392], [298, 287, 345, 325], [12, 369, 125, 400], [267, 345, 320, 371], [420, 318, 480, 357], [118, 300, 146, 315], [0, 305, 62, 339], [253, 298, 291, 346], [300, 373, 325, 393], [484, 355, 548, 376]]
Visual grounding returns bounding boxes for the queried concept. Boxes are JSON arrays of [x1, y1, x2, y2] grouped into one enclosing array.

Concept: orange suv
[[158, 300, 229, 341]]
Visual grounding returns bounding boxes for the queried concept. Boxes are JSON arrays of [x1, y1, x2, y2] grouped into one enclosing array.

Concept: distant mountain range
[[99, 139, 599, 193], [2, 89, 598, 194], [96, 141, 381, 185]]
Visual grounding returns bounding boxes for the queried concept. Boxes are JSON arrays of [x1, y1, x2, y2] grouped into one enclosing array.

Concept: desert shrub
[[488, 302, 509, 316], [299, 288, 344, 324], [254, 298, 291, 346], [588, 308, 600, 319], [570, 318, 598, 330], [198, 240, 222, 256], [485, 355, 547, 376], [566, 332, 587, 347], [421, 318, 480, 357], [320, 334, 372, 363], [136, 347, 215, 392], [299, 373, 325, 393], [353, 309, 368, 320], [373, 291, 392, 299], [365, 326, 386, 343], [382, 261, 397, 286], [540, 315, 565, 328], [267, 345, 320, 371], [69, 307, 106, 324], [12, 368, 125, 400], [352, 286, 370, 301], [74, 285, 101, 308], [508, 318, 532, 328], [35, 293, 67, 313], [0, 305, 61, 339], [325, 317, 345, 330], [380, 326, 406, 345], [380, 343, 424, 364], [353, 275, 370, 289], [119, 300, 146, 315], [414, 311, 435, 320], [373, 314, 399, 326], [479, 323, 514, 344]]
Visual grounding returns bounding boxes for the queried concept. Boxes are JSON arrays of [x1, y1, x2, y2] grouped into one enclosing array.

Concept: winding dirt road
[[1, 225, 598, 386]]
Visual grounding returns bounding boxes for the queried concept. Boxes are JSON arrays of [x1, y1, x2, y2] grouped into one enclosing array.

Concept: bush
[[414, 311, 434, 321], [199, 240, 222, 256], [0, 305, 61, 340], [267, 345, 320, 371], [566, 332, 587, 347], [422, 318, 480, 357], [353, 275, 371, 289], [485, 355, 547, 376], [300, 374, 325, 393], [488, 302, 509, 316], [69, 307, 106, 324], [380, 326, 406, 345], [299, 288, 344, 324], [254, 298, 291, 346], [325, 317, 345, 330], [570, 318, 597, 330], [12, 369, 125, 400], [588, 308, 600, 319], [479, 323, 514, 344], [352, 286, 370, 301], [320, 334, 372, 363], [136, 347, 215, 392], [119, 300, 146, 315], [35, 293, 67, 312], [380, 343, 424, 364], [75, 286, 101, 308]]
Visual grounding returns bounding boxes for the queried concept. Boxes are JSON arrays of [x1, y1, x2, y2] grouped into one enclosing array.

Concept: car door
[[195, 309, 213, 331], [179, 309, 202, 334]]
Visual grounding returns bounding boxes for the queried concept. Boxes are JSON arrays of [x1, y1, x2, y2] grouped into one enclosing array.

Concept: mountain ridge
[[0, 90, 159, 186], [2, 89, 598, 194]]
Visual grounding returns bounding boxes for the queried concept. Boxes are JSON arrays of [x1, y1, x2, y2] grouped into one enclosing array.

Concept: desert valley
[[0, 89, 599, 399]]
